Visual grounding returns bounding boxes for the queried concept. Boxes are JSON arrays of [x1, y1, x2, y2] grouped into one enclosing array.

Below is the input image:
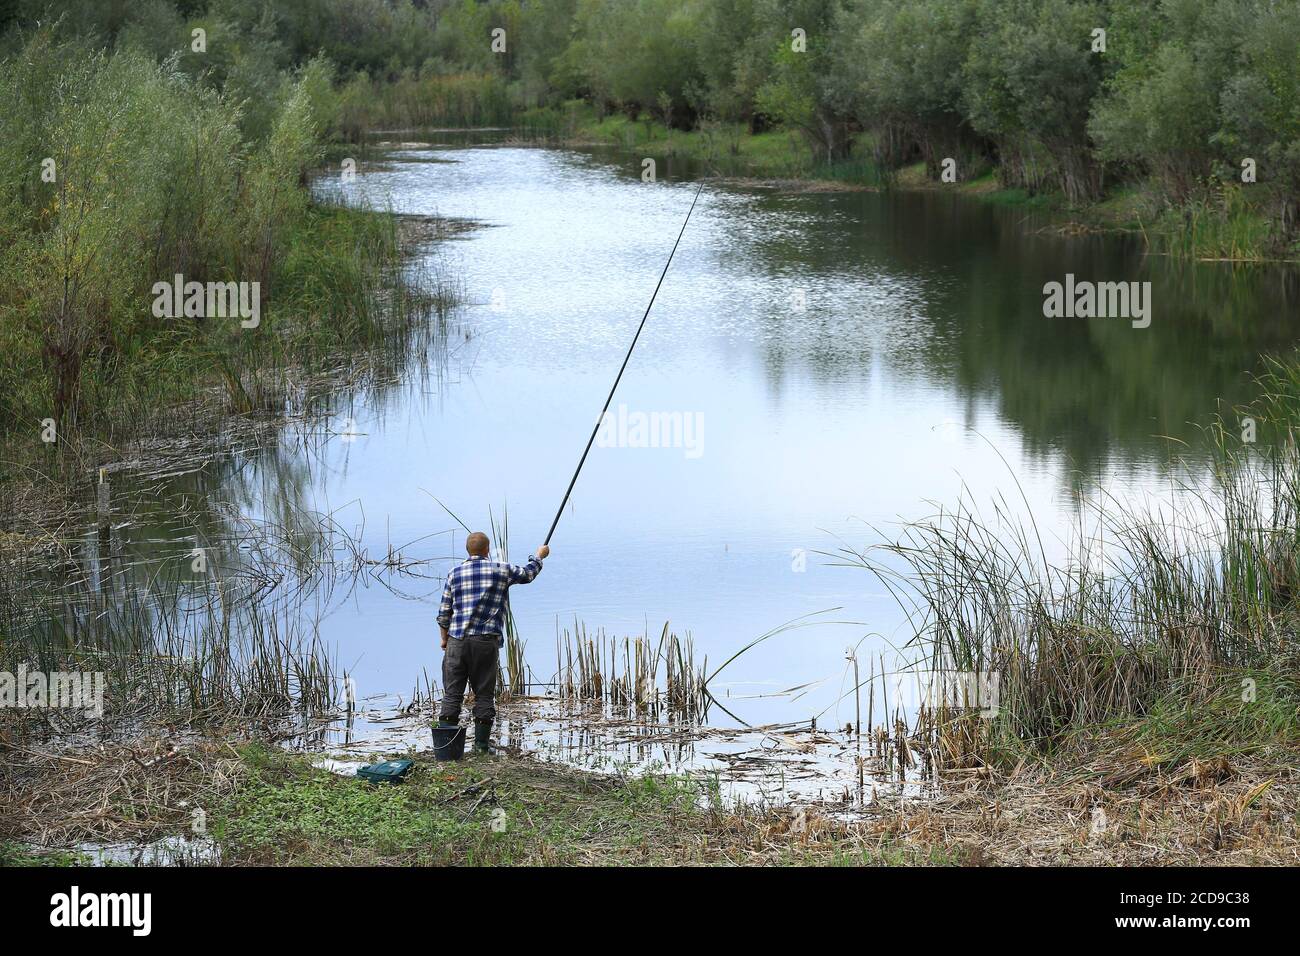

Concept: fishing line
[[543, 177, 708, 547]]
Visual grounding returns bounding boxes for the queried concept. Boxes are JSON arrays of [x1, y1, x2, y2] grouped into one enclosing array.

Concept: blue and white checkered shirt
[[436, 554, 544, 645]]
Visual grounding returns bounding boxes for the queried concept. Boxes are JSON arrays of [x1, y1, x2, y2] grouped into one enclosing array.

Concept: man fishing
[[432, 181, 701, 759], [436, 532, 550, 755]]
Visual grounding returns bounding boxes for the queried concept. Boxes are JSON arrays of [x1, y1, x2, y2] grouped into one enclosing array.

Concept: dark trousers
[[438, 634, 499, 723]]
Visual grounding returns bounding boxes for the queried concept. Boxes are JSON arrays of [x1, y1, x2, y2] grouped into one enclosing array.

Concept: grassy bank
[[528, 103, 1285, 260], [0, 28, 458, 526], [4, 720, 1297, 866], [0, 737, 939, 866], [521, 102, 886, 187], [0, 26, 459, 753], [826, 358, 1300, 787]]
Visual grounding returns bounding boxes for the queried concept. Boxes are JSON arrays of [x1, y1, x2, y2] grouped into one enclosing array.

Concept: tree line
[[9, 1, 1295, 239], [1, 0, 1296, 440]]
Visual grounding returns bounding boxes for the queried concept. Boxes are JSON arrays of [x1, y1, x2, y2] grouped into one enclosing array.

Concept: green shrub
[[0, 24, 337, 440]]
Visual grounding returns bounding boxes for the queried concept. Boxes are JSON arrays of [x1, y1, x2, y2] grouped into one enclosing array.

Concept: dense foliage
[[5, 1, 1297, 226], [1, 0, 1297, 439], [0, 24, 335, 440]]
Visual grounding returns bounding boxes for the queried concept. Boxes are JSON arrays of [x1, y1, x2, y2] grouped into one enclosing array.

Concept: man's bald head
[[466, 531, 490, 557]]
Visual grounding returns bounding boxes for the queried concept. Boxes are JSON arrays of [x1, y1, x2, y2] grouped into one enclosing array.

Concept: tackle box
[[356, 758, 414, 784]]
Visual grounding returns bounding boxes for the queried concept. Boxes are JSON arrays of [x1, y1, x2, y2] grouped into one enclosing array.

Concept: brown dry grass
[[854, 754, 1300, 865], [0, 732, 248, 851]]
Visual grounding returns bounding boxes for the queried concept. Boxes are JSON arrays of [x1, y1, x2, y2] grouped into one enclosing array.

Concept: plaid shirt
[[437, 554, 544, 645]]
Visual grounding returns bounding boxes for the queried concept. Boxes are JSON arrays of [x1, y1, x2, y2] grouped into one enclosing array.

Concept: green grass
[[212, 744, 729, 866], [216, 750, 472, 862], [0, 845, 98, 866], [542, 104, 883, 184], [966, 182, 1054, 209], [1104, 666, 1300, 769], [1151, 186, 1276, 261], [1086, 184, 1152, 230], [839, 371, 1300, 770], [2, 737, 976, 867], [205, 744, 960, 866]]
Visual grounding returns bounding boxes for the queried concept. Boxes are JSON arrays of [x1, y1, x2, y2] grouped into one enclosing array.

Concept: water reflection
[[15, 138, 1300, 732]]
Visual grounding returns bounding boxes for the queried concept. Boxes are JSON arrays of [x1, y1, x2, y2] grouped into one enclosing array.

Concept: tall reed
[[844, 414, 1300, 765], [0, 501, 408, 725], [555, 620, 709, 722]]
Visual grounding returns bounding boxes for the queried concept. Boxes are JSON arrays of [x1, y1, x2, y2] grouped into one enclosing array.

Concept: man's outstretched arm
[[507, 544, 551, 585]]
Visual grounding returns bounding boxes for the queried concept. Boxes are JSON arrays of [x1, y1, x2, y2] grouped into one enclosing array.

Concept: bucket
[[431, 723, 466, 761]]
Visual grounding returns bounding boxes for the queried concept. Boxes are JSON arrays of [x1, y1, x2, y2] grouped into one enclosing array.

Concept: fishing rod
[[543, 177, 708, 547]]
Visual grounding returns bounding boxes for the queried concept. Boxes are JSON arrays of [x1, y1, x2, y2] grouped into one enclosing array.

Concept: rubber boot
[[472, 719, 494, 756]]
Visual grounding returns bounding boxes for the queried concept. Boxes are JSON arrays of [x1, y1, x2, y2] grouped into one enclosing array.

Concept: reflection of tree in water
[[944, 231, 1300, 487], [732, 188, 1300, 488]]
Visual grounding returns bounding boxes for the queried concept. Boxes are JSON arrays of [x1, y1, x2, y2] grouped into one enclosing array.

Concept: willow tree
[[962, 0, 1107, 204], [840, 0, 982, 178], [753, 0, 857, 163], [569, 0, 705, 122]]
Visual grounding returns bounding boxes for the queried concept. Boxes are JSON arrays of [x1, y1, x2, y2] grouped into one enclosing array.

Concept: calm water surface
[[76, 140, 1300, 727]]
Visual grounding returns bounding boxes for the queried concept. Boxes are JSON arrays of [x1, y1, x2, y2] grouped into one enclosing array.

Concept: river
[[61, 137, 1300, 731]]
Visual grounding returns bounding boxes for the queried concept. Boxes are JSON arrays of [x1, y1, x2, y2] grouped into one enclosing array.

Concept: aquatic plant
[[555, 620, 708, 722], [838, 403, 1300, 770]]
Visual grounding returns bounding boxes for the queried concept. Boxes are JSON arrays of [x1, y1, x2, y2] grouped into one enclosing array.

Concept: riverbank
[[4, 708, 1297, 866], [3, 132, 1299, 867], [0, 199, 454, 592], [530, 105, 1285, 261], [0, 32, 462, 537], [5, 656, 1298, 867], [0, 733, 925, 866]]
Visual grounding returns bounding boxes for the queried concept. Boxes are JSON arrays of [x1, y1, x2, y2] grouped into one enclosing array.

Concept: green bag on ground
[[356, 759, 414, 784]]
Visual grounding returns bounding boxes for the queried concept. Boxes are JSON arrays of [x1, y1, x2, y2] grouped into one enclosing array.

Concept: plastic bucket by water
[[432, 723, 466, 761]]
